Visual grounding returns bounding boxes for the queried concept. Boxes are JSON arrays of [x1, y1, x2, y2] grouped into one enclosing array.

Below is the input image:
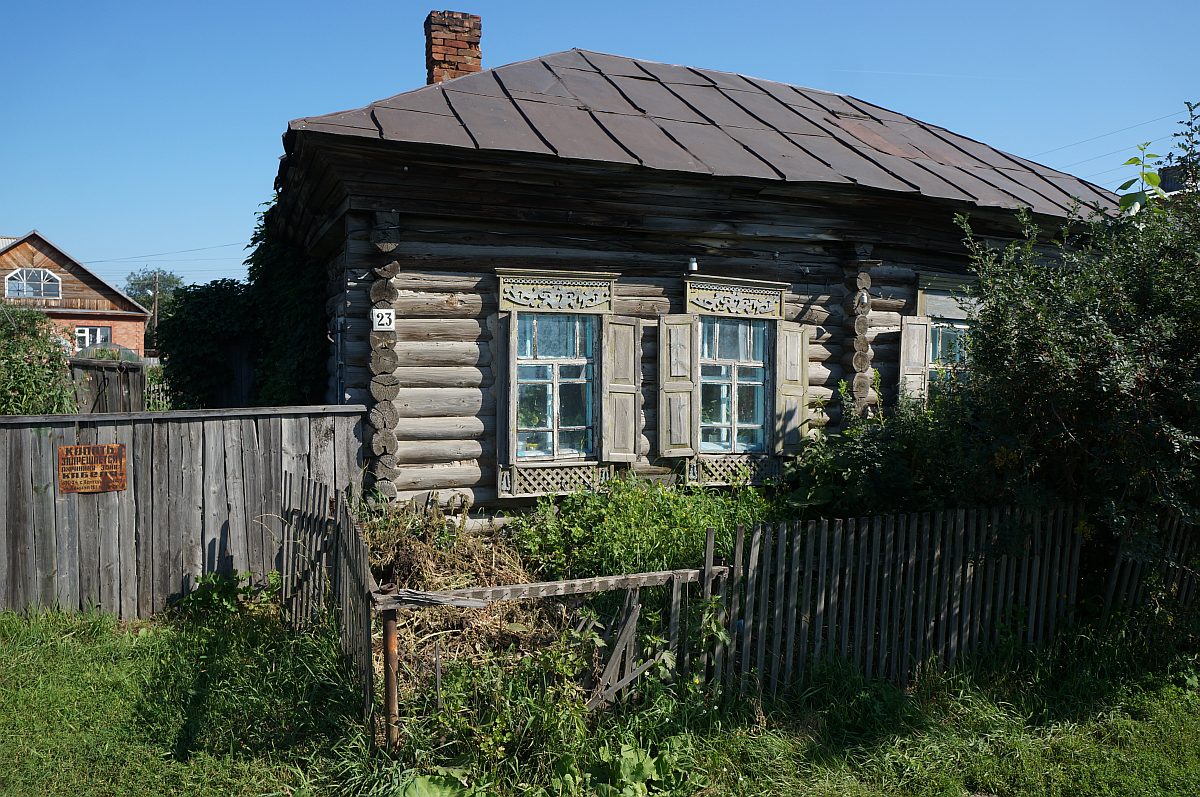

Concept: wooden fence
[[375, 504, 1102, 729], [1104, 512, 1199, 616], [0, 405, 365, 619], [281, 475, 376, 720]]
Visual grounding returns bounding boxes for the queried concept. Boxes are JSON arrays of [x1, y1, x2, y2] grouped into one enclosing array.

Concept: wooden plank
[[967, 509, 984, 656], [151, 421, 170, 612], [1021, 508, 1037, 645], [114, 422, 137, 620], [890, 514, 907, 681], [96, 424, 120, 613], [864, 516, 882, 679], [782, 520, 803, 688], [260, 415, 284, 573], [931, 511, 947, 665], [310, 414, 337, 489], [913, 513, 931, 673], [755, 523, 773, 686], [1005, 507, 1022, 640], [7, 427, 33, 611], [947, 509, 965, 667], [30, 425, 58, 608], [814, 519, 829, 662], [829, 519, 843, 661], [52, 420, 80, 604], [853, 517, 869, 671], [132, 420, 154, 617], [723, 524, 746, 694], [797, 521, 816, 680], [0, 428, 8, 611], [877, 515, 894, 679], [238, 418, 263, 581], [0, 404, 366, 426], [739, 524, 762, 685], [182, 421, 205, 591], [282, 415, 311, 484], [223, 419, 249, 575], [838, 519, 853, 661], [202, 420, 229, 575], [770, 521, 787, 695], [698, 527, 716, 678], [74, 425, 100, 609], [1045, 506, 1064, 642], [899, 514, 917, 682]]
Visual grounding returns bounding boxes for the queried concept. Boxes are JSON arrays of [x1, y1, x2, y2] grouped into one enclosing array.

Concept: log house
[[269, 11, 1115, 506]]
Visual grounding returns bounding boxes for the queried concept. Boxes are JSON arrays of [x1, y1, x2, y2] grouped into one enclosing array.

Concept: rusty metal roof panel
[[287, 49, 1116, 216]]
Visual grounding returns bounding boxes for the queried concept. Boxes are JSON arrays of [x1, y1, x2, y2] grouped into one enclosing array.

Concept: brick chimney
[[425, 10, 482, 84]]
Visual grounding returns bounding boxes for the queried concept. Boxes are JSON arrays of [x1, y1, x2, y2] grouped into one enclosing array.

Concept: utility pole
[[152, 270, 159, 351]]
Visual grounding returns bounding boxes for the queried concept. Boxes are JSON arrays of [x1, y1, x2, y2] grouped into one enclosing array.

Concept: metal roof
[[290, 49, 1116, 216]]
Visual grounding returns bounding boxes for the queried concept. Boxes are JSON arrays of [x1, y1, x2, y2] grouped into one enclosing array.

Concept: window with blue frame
[[514, 313, 596, 459]]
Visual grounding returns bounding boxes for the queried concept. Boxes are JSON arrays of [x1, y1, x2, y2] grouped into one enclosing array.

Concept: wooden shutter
[[899, 315, 931, 400], [657, 314, 699, 458], [774, 321, 809, 454], [496, 311, 518, 469], [601, 315, 641, 463]]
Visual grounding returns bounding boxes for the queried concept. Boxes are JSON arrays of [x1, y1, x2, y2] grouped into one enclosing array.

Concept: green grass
[[4, 597, 1200, 797]]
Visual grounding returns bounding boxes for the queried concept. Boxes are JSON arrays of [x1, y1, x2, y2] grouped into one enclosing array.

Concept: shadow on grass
[[133, 575, 363, 764]]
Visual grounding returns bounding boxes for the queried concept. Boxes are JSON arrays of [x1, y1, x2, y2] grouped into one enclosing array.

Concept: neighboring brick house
[[1, 231, 149, 355]]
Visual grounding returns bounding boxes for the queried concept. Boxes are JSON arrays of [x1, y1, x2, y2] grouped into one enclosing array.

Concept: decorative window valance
[[497, 268, 618, 314], [685, 275, 787, 319]]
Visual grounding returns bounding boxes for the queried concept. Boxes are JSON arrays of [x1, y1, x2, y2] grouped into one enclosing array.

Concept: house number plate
[[371, 309, 396, 331]]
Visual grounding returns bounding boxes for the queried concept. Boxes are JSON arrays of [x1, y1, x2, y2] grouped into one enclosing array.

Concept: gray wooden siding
[[0, 405, 365, 619]]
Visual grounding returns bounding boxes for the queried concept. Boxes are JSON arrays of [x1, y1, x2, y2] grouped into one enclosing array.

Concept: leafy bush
[[157, 278, 252, 409], [0, 305, 75, 415], [510, 475, 772, 580]]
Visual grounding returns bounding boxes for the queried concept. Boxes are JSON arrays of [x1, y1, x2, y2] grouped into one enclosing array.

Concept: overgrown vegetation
[[512, 476, 772, 580], [786, 103, 1200, 541], [157, 200, 329, 408], [8, 592, 1200, 796], [0, 304, 75, 415]]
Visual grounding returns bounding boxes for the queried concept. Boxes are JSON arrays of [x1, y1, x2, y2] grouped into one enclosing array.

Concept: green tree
[[157, 279, 252, 409], [0, 305, 76, 415], [123, 267, 184, 351]]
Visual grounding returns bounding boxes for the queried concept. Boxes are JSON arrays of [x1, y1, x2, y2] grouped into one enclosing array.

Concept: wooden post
[[383, 608, 400, 749]]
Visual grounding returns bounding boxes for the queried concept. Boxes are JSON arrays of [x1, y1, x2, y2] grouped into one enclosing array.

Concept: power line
[[84, 241, 245, 264], [1033, 110, 1182, 157], [1061, 134, 1174, 169]]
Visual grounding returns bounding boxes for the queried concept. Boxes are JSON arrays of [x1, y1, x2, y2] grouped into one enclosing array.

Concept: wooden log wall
[[280, 141, 1009, 504], [0, 405, 364, 619]]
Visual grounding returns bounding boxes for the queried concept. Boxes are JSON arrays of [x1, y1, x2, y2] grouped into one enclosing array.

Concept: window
[[514, 313, 596, 459], [699, 316, 768, 453], [5, 268, 61, 299], [900, 274, 976, 400], [75, 326, 111, 350]]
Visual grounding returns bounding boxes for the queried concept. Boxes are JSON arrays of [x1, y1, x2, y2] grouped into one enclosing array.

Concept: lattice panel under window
[[695, 455, 781, 486], [499, 464, 614, 497]]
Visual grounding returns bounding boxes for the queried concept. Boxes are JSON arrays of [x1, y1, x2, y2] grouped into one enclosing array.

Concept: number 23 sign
[[372, 309, 396, 331]]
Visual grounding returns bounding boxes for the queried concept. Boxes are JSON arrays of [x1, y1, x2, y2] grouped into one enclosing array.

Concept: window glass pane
[[517, 431, 553, 458], [559, 363, 590, 380], [701, 363, 730, 380], [559, 429, 592, 456], [701, 382, 731, 424], [747, 321, 766, 362], [97, 327, 111, 344], [517, 314, 535, 359], [700, 316, 718, 359], [558, 382, 591, 428], [700, 426, 732, 452], [717, 318, 740, 360], [579, 316, 595, 359], [736, 427, 765, 453], [737, 383, 764, 425], [517, 383, 552, 429], [517, 364, 551, 381], [536, 313, 574, 359], [737, 365, 764, 383]]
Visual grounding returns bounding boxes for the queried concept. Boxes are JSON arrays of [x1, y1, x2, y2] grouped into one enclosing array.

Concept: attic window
[[5, 268, 61, 299]]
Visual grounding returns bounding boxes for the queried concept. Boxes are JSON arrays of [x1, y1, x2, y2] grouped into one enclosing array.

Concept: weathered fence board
[[0, 405, 365, 618]]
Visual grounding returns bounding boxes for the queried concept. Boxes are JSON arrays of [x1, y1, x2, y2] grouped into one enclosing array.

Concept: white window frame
[[5, 268, 61, 299], [513, 312, 598, 461], [698, 315, 770, 454], [75, 325, 112, 351]]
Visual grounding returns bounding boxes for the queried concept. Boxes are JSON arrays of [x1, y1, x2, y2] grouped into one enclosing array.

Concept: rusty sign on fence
[[58, 444, 127, 493]]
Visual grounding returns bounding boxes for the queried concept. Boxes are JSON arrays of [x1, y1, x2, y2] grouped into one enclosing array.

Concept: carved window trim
[[685, 275, 787, 319], [497, 268, 618, 314]]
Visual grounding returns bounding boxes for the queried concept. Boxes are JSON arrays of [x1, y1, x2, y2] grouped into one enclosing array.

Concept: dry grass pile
[[354, 497, 567, 688]]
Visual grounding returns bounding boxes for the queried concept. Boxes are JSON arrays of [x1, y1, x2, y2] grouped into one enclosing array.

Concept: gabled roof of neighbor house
[[0, 230, 150, 316], [289, 49, 1116, 217]]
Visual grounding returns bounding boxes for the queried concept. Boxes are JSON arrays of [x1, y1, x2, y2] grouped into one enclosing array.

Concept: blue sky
[[1, 0, 1194, 287]]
